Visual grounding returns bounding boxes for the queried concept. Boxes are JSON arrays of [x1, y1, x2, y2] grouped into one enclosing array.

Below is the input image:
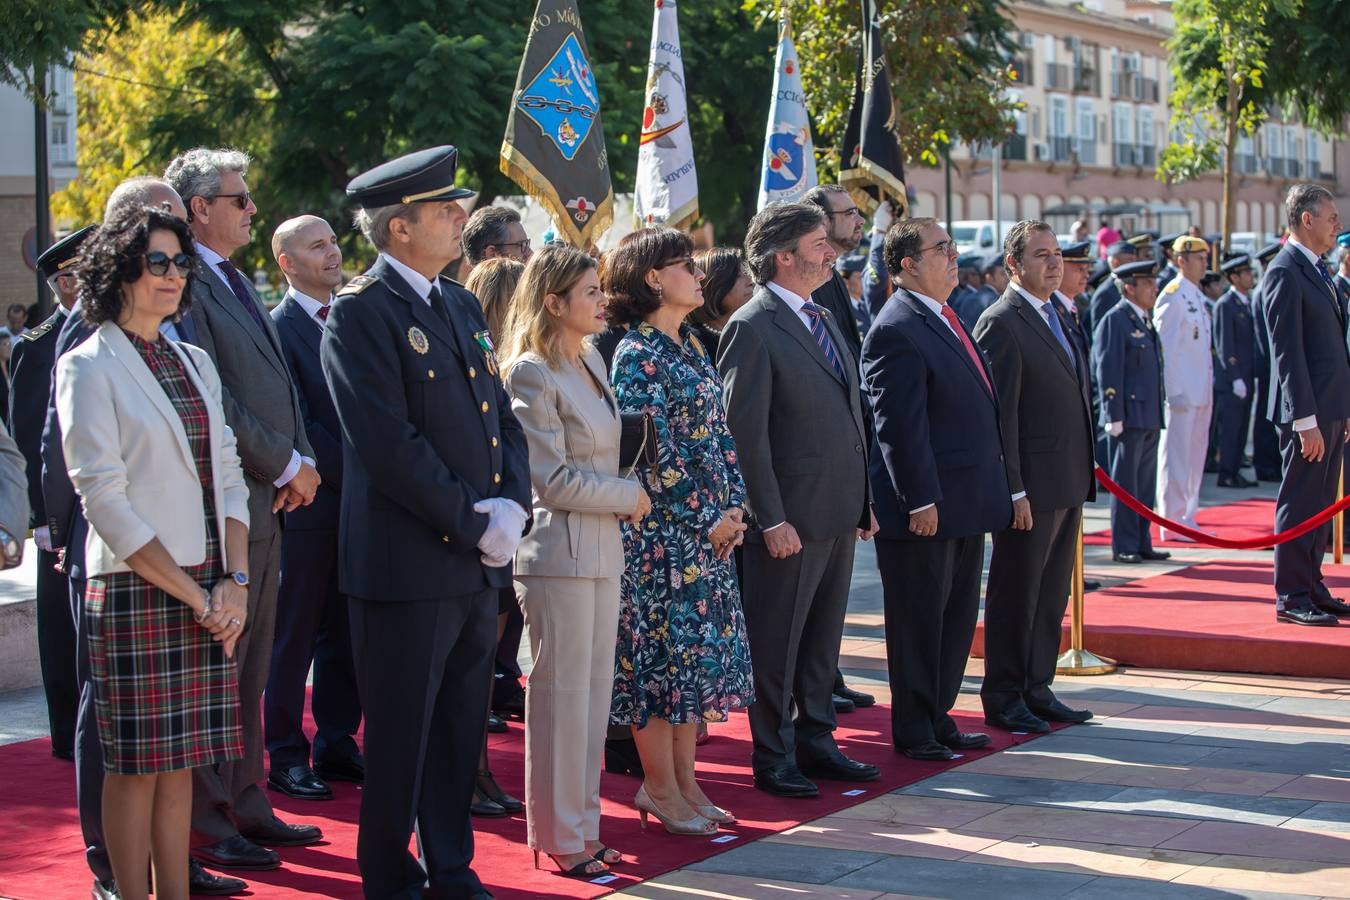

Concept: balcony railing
[[1050, 135, 1074, 162], [1073, 137, 1097, 165], [1269, 157, 1286, 177], [1113, 142, 1134, 166], [1073, 68, 1100, 96], [1047, 62, 1099, 95], [1046, 62, 1070, 90]]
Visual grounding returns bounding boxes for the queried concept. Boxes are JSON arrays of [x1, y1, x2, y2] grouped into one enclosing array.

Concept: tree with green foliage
[[1158, 0, 1301, 246]]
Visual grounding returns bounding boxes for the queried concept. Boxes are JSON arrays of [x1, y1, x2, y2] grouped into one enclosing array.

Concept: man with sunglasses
[[164, 147, 323, 871], [1154, 235, 1214, 542]]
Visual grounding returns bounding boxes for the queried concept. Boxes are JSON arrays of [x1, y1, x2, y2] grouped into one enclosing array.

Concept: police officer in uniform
[[1155, 235, 1214, 541], [1156, 231, 1182, 292], [12, 225, 93, 761], [1213, 254, 1259, 487], [320, 146, 530, 900], [1093, 259, 1167, 563], [1251, 241, 1285, 481], [1088, 241, 1138, 334]]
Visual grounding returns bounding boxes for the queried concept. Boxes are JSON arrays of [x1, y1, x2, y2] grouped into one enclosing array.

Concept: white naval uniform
[[1154, 274, 1213, 540]]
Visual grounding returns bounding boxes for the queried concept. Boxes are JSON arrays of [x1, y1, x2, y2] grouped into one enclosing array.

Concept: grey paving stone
[[1281, 800, 1350, 834], [1192, 746, 1350, 778], [1256, 697, 1350, 718], [1065, 876, 1320, 900], [687, 841, 883, 885], [1053, 688, 1281, 711], [1005, 734, 1222, 767], [1087, 787, 1316, 826], [897, 772, 1123, 807], [831, 854, 1095, 898], [1176, 727, 1349, 748], [1066, 720, 1201, 743]]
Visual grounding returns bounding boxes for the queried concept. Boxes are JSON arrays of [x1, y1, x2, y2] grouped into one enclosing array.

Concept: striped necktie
[[800, 301, 846, 381]]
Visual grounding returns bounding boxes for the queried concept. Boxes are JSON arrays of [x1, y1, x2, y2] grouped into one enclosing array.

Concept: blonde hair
[[465, 257, 525, 338], [501, 244, 597, 372]]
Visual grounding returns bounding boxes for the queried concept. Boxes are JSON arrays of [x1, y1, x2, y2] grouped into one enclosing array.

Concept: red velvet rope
[[1093, 465, 1350, 549]]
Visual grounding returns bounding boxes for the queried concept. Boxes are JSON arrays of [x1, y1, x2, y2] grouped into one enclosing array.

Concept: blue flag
[[757, 14, 818, 210]]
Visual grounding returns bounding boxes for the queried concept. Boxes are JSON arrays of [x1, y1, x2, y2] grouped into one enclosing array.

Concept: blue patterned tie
[[1041, 301, 1075, 363], [800, 302, 846, 381]]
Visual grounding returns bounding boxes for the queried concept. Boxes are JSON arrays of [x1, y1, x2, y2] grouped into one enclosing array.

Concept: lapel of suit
[[1289, 247, 1345, 327], [902, 290, 993, 405], [767, 288, 845, 385], [102, 325, 196, 472], [1011, 288, 1077, 378], [196, 260, 287, 377], [580, 348, 617, 417], [281, 293, 323, 359]]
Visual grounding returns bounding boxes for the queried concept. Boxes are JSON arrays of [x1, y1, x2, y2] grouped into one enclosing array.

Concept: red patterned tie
[[939, 303, 994, 398], [316, 305, 330, 322]]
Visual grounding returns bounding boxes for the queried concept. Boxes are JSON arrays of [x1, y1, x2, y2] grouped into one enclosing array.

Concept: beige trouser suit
[[506, 349, 639, 856]]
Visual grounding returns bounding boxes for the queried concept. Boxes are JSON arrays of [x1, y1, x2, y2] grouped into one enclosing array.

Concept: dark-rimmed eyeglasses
[[144, 251, 191, 277], [827, 206, 862, 219], [658, 256, 701, 275], [492, 239, 532, 254], [211, 192, 252, 210], [916, 239, 959, 258]]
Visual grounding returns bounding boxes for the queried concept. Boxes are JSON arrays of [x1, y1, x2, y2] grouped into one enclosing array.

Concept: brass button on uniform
[[493, 473, 502, 484], [428, 369, 436, 379], [491, 436, 499, 447], [469, 366, 477, 378], [441, 535, 449, 543], [480, 401, 489, 413]]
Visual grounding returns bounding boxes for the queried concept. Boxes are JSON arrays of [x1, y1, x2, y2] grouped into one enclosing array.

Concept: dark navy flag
[[500, 0, 614, 247], [839, 0, 908, 217]]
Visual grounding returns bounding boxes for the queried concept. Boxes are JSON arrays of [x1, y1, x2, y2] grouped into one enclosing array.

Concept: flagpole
[[993, 141, 1003, 252]]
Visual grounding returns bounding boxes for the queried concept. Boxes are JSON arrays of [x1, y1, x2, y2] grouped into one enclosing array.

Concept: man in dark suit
[[972, 220, 1096, 733], [719, 201, 880, 800], [1087, 241, 1138, 335], [1213, 255, 1259, 487], [861, 217, 1012, 761], [12, 225, 92, 761], [321, 146, 530, 899], [1264, 184, 1350, 626], [263, 215, 364, 802], [164, 147, 322, 868], [1334, 231, 1350, 313], [1093, 260, 1167, 564]]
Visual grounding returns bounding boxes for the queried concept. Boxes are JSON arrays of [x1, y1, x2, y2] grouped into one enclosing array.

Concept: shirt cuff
[[273, 450, 302, 488], [1294, 415, 1319, 433], [760, 521, 787, 533], [1011, 491, 1027, 502], [908, 503, 936, 515]]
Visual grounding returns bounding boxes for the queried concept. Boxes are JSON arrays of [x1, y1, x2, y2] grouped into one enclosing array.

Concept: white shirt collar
[[1125, 299, 1150, 322], [194, 240, 234, 288], [766, 280, 808, 313], [1286, 237, 1323, 268], [380, 252, 435, 304], [1012, 281, 1054, 313], [907, 289, 945, 317], [1232, 288, 1249, 304], [289, 288, 332, 325]]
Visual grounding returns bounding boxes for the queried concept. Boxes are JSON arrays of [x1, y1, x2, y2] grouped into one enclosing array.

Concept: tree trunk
[[1221, 59, 1241, 253]]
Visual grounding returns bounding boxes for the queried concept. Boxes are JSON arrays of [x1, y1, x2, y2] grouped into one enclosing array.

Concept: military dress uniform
[[1154, 254, 1213, 540], [1213, 256, 1259, 486], [320, 146, 530, 900]]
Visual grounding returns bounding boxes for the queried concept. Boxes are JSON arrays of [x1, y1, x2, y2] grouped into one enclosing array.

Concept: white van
[[951, 220, 1015, 256]]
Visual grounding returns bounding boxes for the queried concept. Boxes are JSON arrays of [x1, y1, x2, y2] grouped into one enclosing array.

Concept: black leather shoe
[[314, 755, 365, 784], [470, 787, 508, 817], [91, 878, 118, 900], [189, 857, 246, 895], [1139, 550, 1172, 561], [798, 752, 881, 782], [985, 706, 1050, 734], [267, 765, 332, 800], [939, 731, 992, 750], [1029, 698, 1093, 724], [604, 737, 644, 776], [831, 693, 856, 713], [901, 740, 954, 761], [486, 712, 508, 733], [1277, 607, 1339, 626], [1112, 552, 1142, 564], [1083, 580, 1102, 591], [1314, 596, 1350, 617], [193, 835, 280, 871], [476, 770, 522, 813], [753, 765, 820, 798], [1256, 471, 1282, 482], [833, 684, 876, 708], [240, 815, 323, 847]]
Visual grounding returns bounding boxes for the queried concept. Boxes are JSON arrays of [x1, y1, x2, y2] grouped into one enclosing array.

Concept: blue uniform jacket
[[1091, 299, 1163, 431], [1212, 287, 1257, 392], [11, 309, 65, 528]]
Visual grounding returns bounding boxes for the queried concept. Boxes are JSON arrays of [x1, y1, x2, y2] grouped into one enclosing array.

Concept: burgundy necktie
[[217, 259, 269, 333], [316, 305, 330, 322], [939, 303, 994, 397]]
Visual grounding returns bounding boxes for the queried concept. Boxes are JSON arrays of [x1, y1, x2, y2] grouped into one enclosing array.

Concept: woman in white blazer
[[57, 208, 250, 900], [501, 244, 649, 879]]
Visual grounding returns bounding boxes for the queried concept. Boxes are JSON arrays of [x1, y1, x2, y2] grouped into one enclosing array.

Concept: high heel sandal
[[532, 849, 610, 879], [591, 845, 622, 865], [696, 804, 736, 826], [634, 785, 717, 835]]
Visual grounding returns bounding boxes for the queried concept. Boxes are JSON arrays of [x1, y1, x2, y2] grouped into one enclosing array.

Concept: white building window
[[1049, 94, 1071, 161], [1074, 98, 1096, 164], [1136, 106, 1155, 167], [1113, 103, 1133, 165]]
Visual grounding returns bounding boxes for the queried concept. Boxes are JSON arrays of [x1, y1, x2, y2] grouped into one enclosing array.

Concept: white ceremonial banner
[[757, 14, 818, 210], [634, 0, 699, 229]]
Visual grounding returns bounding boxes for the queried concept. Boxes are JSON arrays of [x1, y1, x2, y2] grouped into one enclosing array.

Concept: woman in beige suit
[[501, 244, 650, 879]]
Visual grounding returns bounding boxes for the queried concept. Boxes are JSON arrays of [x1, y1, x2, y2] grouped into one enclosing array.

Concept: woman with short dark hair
[[686, 247, 754, 358], [604, 227, 753, 835], [58, 206, 250, 900]]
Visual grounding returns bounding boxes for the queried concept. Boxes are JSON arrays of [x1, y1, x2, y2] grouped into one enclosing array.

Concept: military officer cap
[[1336, 230, 1350, 249], [1106, 240, 1137, 258], [1172, 234, 1209, 254], [1159, 231, 1184, 250], [1113, 259, 1156, 282], [955, 252, 981, 272], [1088, 260, 1111, 288], [36, 224, 96, 280], [1255, 241, 1282, 263], [981, 253, 1004, 274], [1221, 253, 1253, 274], [835, 253, 866, 275], [1061, 240, 1093, 263], [1126, 230, 1157, 247], [346, 145, 476, 208]]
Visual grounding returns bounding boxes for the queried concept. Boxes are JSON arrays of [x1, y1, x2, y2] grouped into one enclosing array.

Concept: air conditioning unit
[[1034, 143, 1051, 161]]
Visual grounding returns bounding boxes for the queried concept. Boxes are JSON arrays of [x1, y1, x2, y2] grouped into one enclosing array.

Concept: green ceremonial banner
[[500, 0, 615, 248]]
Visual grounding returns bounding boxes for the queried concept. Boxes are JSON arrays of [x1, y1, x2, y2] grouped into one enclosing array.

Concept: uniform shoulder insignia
[[1163, 281, 1180, 294], [1105, 387, 1117, 398], [337, 274, 378, 297], [440, 275, 466, 289], [22, 312, 62, 341]]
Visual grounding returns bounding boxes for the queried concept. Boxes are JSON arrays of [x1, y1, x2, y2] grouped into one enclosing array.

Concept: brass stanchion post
[[1335, 468, 1344, 565], [1056, 515, 1117, 675]]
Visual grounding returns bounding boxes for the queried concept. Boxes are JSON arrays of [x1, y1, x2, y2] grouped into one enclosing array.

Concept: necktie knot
[[801, 301, 822, 318], [316, 305, 330, 322]]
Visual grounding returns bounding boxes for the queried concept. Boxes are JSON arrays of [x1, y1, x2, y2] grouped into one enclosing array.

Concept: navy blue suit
[[1092, 300, 1164, 556], [1213, 288, 1258, 479], [10, 308, 77, 758], [320, 256, 530, 898], [263, 293, 361, 774], [862, 288, 1011, 749], [1250, 279, 1282, 478], [1264, 243, 1350, 613]]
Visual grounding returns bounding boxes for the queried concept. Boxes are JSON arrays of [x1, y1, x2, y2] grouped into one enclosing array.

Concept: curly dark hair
[[77, 206, 196, 326], [688, 247, 747, 328], [600, 227, 692, 326]]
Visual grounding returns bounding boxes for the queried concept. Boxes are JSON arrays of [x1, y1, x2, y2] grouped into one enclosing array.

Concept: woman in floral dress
[[603, 227, 753, 835]]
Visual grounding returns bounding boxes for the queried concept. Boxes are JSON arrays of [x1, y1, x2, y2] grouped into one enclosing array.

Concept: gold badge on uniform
[[408, 326, 430, 354]]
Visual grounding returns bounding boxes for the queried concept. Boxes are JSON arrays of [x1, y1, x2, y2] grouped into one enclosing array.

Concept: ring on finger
[[229, 617, 242, 627]]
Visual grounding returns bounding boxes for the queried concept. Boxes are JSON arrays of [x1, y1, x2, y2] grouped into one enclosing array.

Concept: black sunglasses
[[145, 251, 191, 277], [212, 191, 252, 210], [658, 255, 701, 275]]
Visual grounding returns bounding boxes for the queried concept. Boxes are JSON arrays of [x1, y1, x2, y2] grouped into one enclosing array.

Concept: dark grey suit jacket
[[186, 258, 312, 539], [717, 284, 869, 541]]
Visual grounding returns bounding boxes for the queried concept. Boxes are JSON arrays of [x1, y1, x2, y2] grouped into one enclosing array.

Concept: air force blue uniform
[[1212, 286, 1258, 481]]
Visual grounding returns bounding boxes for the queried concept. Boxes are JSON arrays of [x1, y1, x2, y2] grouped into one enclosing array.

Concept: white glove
[[1232, 378, 1248, 400], [34, 526, 52, 553], [872, 200, 894, 234], [1108, 421, 1124, 438], [473, 498, 528, 567]]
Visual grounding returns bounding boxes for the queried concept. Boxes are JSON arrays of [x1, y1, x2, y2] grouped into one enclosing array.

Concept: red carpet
[[974, 559, 1350, 679], [1084, 497, 1275, 548], [0, 703, 1053, 899]]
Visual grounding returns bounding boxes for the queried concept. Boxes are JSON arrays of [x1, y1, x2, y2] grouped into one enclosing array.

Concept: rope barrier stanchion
[[1336, 468, 1344, 566], [1056, 515, 1117, 676]]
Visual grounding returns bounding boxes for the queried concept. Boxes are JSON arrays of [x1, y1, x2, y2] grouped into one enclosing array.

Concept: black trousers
[[264, 528, 362, 771], [1217, 390, 1254, 479], [1252, 376, 1283, 478], [36, 548, 77, 756], [741, 533, 854, 772], [876, 535, 983, 749], [981, 506, 1080, 714], [351, 590, 496, 900], [1107, 428, 1159, 556], [71, 571, 113, 885], [1273, 420, 1346, 612]]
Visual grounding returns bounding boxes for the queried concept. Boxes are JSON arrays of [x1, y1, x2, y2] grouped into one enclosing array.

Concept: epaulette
[[21, 312, 62, 341], [1162, 281, 1180, 294], [337, 274, 378, 297], [439, 275, 466, 289]]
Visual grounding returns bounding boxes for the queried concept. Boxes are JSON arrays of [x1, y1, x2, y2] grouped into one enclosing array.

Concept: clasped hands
[[272, 462, 321, 513], [710, 508, 747, 561], [195, 579, 248, 659], [474, 497, 529, 567]]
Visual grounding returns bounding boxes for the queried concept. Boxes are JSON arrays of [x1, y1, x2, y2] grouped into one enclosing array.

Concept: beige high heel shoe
[[696, 804, 736, 826], [634, 785, 717, 835]]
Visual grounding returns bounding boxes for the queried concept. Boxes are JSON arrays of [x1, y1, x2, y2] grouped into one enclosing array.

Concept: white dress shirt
[[289, 288, 332, 329], [766, 280, 814, 332], [381, 252, 436, 304]]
